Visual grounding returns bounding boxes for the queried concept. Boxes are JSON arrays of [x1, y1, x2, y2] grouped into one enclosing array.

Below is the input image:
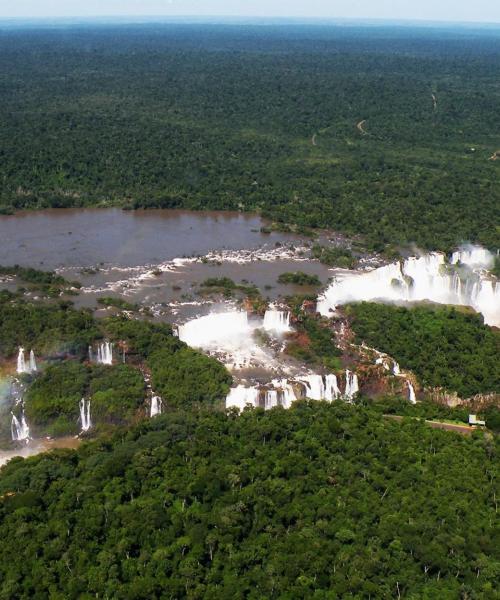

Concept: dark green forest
[[346, 303, 500, 398], [0, 24, 499, 251], [0, 292, 231, 440], [0, 402, 498, 598]]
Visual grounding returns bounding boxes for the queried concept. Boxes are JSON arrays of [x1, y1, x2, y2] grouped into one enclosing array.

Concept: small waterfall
[[393, 362, 401, 376], [88, 346, 93, 362], [408, 382, 417, 404], [300, 375, 325, 401], [226, 385, 260, 410], [16, 348, 26, 374], [29, 350, 37, 373], [344, 370, 359, 400], [272, 379, 297, 409], [79, 399, 92, 432], [263, 310, 291, 334], [265, 390, 279, 410], [16, 347, 37, 374], [150, 396, 162, 417], [11, 412, 30, 442], [325, 374, 341, 401], [96, 342, 113, 365]]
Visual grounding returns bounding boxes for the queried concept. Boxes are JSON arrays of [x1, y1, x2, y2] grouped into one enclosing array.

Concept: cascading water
[[265, 390, 279, 410], [263, 310, 291, 333], [325, 374, 341, 401], [29, 350, 37, 373], [150, 396, 162, 417], [16, 348, 26, 374], [11, 412, 30, 442], [318, 247, 499, 327], [96, 342, 113, 365], [300, 375, 325, 401], [16, 348, 37, 374], [344, 370, 359, 400], [408, 382, 417, 404], [451, 247, 494, 269], [271, 379, 297, 409], [79, 399, 92, 432], [393, 362, 401, 376], [226, 385, 260, 410]]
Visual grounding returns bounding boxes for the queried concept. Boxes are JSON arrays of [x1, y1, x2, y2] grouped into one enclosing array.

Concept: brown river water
[[0, 208, 335, 321]]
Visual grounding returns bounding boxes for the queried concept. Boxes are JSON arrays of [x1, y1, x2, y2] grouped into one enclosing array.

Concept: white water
[[178, 311, 252, 349], [263, 310, 291, 334], [325, 374, 342, 401], [226, 385, 260, 410], [265, 390, 279, 410], [79, 399, 92, 432], [96, 342, 113, 365], [11, 412, 30, 441], [271, 379, 298, 409], [345, 370, 360, 400], [150, 396, 162, 417], [318, 248, 500, 327], [451, 247, 494, 269], [300, 375, 326, 401], [16, 348, 37, 375], [408, 382, 417, 404], [29, 350, 37, 373]]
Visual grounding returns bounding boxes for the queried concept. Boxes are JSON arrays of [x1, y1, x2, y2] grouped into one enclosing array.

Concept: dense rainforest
[[0, 402, 498, 599], [0, 23, 500, 251], [0, 290, 231, 441], [346, 302, 500, 398]]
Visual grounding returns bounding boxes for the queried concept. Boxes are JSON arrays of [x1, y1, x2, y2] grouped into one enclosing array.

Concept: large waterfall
[[226, 370, 358, 411], [11, 412, 30, 442], [178, 311, 252, 349], [263, 310, 291, 334], [16, 348, 37, 375], [150, 396, 162, 417], [318, 248, 499, 327], [79, 399, 92, 432]]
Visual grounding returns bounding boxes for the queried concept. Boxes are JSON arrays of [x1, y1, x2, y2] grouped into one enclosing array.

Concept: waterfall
[[451, 247, 494, 269], [96, 342, 113, 365], [263, 310, 291, 333], [16, 348, 26, 374], [29, 350, 37, 373], [178, 311, 252, 348], [226, 385, 260, 410], [408, 381, 417, 404], [344, 370, 359, 400], [272, 379, 297, 409], [88, 346, 93, 362], [300, 375, 326, 401], [150, 396, 162, 417], [393, 362, 401, 376], [79, 399, 92, 432], [11, 412, 30, 442], [265, 390, 279, 410], [16, 347, 37, 374], [317, 247, 500, 327], [325, 374, 341, 401]]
